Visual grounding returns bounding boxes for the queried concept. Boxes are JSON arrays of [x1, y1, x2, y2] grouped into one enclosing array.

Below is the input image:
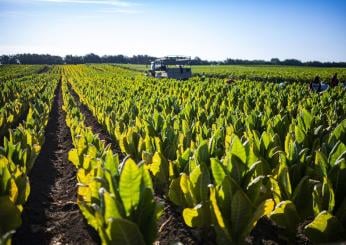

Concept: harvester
[[146, 56, 192, 80]]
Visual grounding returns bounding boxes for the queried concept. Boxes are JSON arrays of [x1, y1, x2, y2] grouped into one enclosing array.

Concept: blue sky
[[0, 0, 345, 61]]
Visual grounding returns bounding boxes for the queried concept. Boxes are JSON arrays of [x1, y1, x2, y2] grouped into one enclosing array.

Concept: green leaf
[[209, 186, 232, 242], [68, 148, 80, 167], [0, 196, 22, 234], [190, 162, 210, 202], [195, 140, 209, 165], [274, 153, 292, 199], [231, 190, 252, 241], [301, 109, 313, 131], [295, 126, 306, 144], [119, 158, 141, 216], [211, 158, 227, 186], [180, 173, 195, 206], [106, 218, 145, 245], [315, 151, 328, 177], [168, 178, 185, 206], [104, 150, 119, 177], [183, 203, 210, 228], [243, 199, 274, 238], [225, 154, 247, 184], [149, 152, 169, 191], [103, 191, 122, 221], [134, 188, 158, 245], [292, 176, 316, 219], [14, 174, 30, 205], [304, 211, 345, 243], [230, 135, 246, 164], [269, 200, 300, 239], [328, 141, 346, 167], [246, 176, 271, 206], [312, 177, 335, 215]]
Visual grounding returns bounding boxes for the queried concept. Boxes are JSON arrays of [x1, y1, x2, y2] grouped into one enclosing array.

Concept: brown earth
[[13, 82, 99, 245]]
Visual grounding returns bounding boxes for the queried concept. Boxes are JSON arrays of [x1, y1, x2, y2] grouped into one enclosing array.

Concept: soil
[[247, 217, 287, 245], [154, 196, 205, 245], [296, 218, 313, 245], [12, 82, 99, 245]]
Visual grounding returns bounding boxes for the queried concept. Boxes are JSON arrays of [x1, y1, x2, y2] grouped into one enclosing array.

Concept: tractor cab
[[147, 56, 192, 80]]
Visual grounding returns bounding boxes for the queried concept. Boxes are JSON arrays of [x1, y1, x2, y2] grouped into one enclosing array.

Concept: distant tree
[[65, 55, 84, 64], [0, 55, 10, 64], [1, 53, 345, 67], [84, 53, 101, 63], [270, 58, 280, 65], [281, 59, 302, 66]]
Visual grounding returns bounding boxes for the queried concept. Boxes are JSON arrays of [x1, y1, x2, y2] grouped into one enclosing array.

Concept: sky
[[0, 0, 345, 61]]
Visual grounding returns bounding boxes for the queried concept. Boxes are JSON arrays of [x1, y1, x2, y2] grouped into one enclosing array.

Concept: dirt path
[[68, 84, 203, 244], [13, 82, 99, 245]]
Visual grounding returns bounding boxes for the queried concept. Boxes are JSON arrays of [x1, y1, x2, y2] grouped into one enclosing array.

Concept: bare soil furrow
[[13, 82, 99, 245]]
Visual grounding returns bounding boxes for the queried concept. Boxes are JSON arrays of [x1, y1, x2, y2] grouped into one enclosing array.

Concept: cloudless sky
[[0, 0, 345, 61]]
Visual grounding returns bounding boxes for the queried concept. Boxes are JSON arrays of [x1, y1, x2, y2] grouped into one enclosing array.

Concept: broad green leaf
[[119, 158, 141, 216], [301, 109, 313, 131], [328, 141, 346, 166], [230, 135, 246, 164], [304, 211, 345, 243], [231, 190, 252, 241], [103, 191, 122, 221], [104, 150, 119, 176], [292, 176, 316, 219], [274, 153, 292, 199], [269, 200, 300, 239], [180, 173, 195, 206], [295, 126, 305, 144], [134, 188, 158, 245], [315, 151, 328, 177], [106, 218, 145, 245], [209, 186, 232, 241], [0, 196, 21, 233], [168, 178, 185, 206], [195, 140, 209, 165], [68, 148, 80, 167], [183, 203, 209, 228], [149, 152, 169, 191], [243, 199, 274, 238], [14, 174, 30, 205], [211, 158, 227, 186]]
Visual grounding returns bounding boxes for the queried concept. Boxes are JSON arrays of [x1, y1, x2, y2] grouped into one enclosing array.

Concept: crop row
[[60, 72, 160, 244], [0, 64, 345, 244], [63, 64, 346, 243], [0, 70, 59, 244]]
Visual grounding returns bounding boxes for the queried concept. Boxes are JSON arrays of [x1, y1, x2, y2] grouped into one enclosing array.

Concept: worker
[[179, 65, 183, 74], [150, 62, 155, 76], [310, 76, 321, 92], [331, 73, 339, 87]]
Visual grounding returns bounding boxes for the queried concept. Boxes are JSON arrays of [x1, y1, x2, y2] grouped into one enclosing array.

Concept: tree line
[[1, 53, 345, 67]]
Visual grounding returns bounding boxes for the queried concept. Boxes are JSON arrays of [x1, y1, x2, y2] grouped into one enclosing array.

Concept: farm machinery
[[146, 56, 192, 80]]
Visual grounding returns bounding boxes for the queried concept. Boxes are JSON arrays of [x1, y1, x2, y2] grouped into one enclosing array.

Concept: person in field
[[331, 73, 339, 87], [310, 75, 321, 92]]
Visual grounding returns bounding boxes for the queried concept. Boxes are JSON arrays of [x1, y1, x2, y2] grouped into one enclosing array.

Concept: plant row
[[64, 64, 346, 244], [0, 72, 59, 244], [61, 75, 161, 245]]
